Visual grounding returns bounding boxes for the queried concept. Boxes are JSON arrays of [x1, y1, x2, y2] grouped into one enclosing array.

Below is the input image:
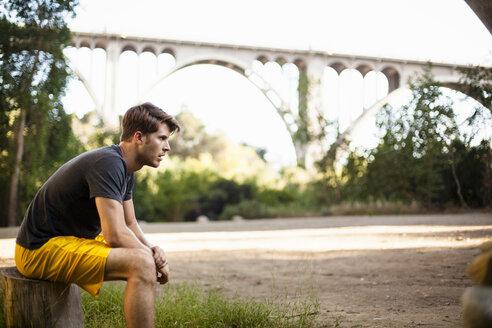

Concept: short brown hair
[[120, 102, 180, 141]]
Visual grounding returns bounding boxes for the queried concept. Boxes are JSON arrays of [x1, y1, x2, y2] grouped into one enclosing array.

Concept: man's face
[[138, 123, 171, 168]]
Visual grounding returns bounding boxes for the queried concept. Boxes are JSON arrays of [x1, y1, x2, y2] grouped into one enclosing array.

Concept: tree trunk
[[7, 50, 40, 226], [450, 147, 468, 208], [0, 267, 84, 328], [333, 169, 342, 202], [293, 140, 307, 168], [7, 108, 27, 226]]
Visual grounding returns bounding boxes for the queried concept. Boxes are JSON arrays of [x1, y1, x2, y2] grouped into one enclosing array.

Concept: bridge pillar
[[103, 40, 121, 129], [304, 59, 326, 170]]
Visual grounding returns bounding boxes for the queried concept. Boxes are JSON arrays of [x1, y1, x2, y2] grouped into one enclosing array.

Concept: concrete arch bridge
[[68, 31, 474, 168]]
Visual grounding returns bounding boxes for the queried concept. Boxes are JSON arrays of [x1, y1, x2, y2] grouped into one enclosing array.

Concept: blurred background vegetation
[[1, 0, 491, 226]]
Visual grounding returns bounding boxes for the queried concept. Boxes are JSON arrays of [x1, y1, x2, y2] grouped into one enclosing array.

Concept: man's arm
[[95, 197, 150, 250], [96, 197, 169, 284], [122, 200, 153, 248], [122, 199, 169, 283]]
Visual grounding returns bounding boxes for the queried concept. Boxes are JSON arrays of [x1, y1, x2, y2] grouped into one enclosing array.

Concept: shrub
[[219, 199, 274, 220]]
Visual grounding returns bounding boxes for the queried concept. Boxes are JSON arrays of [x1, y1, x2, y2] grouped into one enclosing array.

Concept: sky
[[63, 0, 492, 167]]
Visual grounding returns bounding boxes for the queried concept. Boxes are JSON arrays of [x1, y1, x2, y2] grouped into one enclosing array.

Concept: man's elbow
[[103, 232, 126, 248]]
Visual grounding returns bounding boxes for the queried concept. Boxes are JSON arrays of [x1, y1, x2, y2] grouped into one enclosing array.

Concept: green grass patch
[[80, 281, 321, 328], [328, 200, 426, 216], [0, 280, 333, 327]]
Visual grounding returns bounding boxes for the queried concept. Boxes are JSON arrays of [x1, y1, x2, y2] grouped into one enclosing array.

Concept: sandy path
[[1, 213, 491, 327]]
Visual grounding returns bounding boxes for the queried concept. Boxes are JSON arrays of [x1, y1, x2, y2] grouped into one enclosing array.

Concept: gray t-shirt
[[16, 145, 135, 250]]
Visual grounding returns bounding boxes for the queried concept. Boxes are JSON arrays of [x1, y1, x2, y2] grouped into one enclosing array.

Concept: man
[[15, 102, 180, 328]]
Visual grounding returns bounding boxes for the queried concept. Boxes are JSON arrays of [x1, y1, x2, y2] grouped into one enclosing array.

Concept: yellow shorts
[[15, 235, 112, 297]]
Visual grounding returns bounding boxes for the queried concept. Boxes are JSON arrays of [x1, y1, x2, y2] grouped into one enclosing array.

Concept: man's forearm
[[127, 221, 153, 248], [126, 221, 168, 278], [107, 225, 151, 252]]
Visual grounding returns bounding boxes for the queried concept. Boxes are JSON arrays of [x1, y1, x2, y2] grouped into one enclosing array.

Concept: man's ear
[[134, 131, 144, 144]]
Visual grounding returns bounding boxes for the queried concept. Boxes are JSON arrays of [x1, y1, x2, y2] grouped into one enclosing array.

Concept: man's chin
[[147, 161, 161, 168]]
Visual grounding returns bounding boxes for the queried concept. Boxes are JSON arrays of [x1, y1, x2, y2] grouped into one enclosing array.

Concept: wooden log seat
[[0, 266, 84, 328]]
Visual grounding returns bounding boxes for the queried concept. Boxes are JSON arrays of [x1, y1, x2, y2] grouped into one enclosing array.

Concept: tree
[[443, 139, 492, 208], [0, 0, 79, 225], [360, 66, 492, 208], [365, 104, 417, 202], [407, 69, 459, 205], [313, 63, 491, 209], [340, 149, 369, 202], [457, 64, 492, 112], [169, 108, 227, 159]]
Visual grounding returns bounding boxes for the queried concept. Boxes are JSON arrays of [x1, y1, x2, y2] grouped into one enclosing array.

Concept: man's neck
[[119, 142, 142, 174]]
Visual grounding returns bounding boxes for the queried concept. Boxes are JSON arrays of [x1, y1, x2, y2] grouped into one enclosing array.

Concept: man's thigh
[[15, 235, 111, 297], [104, 247, 154, 281]]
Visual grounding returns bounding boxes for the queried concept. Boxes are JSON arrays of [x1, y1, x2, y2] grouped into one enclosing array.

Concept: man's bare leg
[[104, 248, 156, 328]]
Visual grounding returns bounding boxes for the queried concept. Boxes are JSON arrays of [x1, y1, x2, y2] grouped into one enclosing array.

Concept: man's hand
[[157, 263, 170, 285], [151, 245, 169, 284], [151, 245, 167, 268]]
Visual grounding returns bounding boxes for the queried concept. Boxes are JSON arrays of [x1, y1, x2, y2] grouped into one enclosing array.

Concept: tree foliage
[[0, 0, 80, 226], [458, 64, 492, 112], [169, 108, 228, 159], [333, 67, 492, 209]]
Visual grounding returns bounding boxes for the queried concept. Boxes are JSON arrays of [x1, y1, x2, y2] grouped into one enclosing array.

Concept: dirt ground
[[1, 213, 491, 327]]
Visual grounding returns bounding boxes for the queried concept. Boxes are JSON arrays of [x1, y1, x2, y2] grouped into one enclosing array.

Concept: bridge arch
[[329, 62, 347, 75], [64, 46, 105, 112], [275, 57, 288, 66], [381, 66, 400, 92], [435, 74, 490, 111], [139, 55, 300, 149], [65, 32, 475, 168], [160, 48, 175, 57], [293, 58, 307, 71], [121, 44, 138, 53], [141, 46, 157, 55], [356, 64, 373, 77], [94, 41, 106, 50], [256, 55, 269, 64], [150, 57, 300, 162], [329, 86, 410, 162], [75, 38, 92, 49]]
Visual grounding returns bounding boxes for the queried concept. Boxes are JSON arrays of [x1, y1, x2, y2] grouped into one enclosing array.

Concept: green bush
[[197, 179, 255, 220], [219, 199, 274, 220], [256, 186, 299, 207], [133, 163, 220, 222]]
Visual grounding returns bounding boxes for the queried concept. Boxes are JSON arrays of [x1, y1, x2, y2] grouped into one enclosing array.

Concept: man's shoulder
[[75, 145, 122, 164], [56, 145, 125, 177], [87, 145, 126, 170], [85, 145, 121, 158]]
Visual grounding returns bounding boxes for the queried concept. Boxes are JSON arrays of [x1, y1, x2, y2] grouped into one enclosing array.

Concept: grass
[[0, 281, 322, 327], [0, 281, 336, 327], [327, 200, 491, 216], [219, 198, 482, 221], [79, 281, 321, 328], [328, 200, 427, 216]]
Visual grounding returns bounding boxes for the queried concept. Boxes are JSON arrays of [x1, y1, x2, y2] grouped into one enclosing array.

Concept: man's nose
[[164, 141, 170, 151]]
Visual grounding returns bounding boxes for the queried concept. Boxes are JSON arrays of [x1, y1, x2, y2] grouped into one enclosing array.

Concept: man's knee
[[129, 249, 155, 282], [105, 248, 155, 283]]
